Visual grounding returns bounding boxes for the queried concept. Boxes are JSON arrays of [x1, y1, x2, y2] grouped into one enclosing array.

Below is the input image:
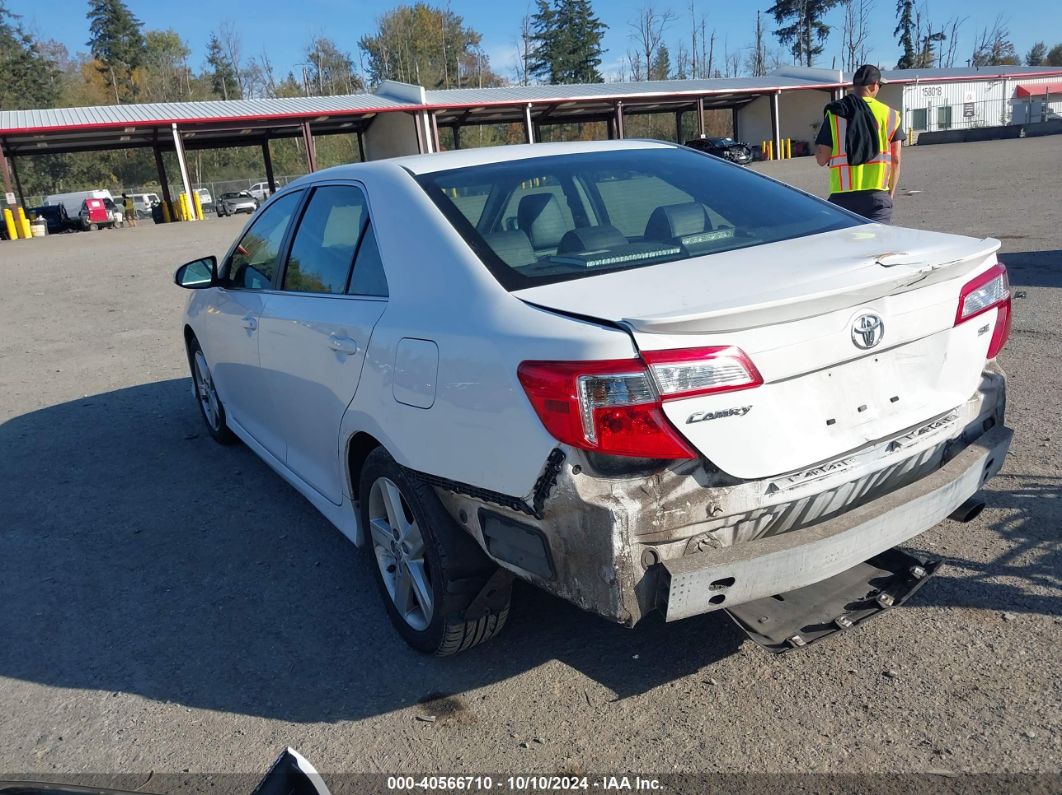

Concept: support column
[[0, 149, 15, 207], [524, 104, 535, 144], [607, 115, 616, 140], [171, 123, 194, 220], [731, 107, 740, 140], [770, 92, 782, 160], [675, 110, 684, 143], [697, 97, 706, 136], [357, 130, 367, 161], [153, 137, 172, 208], [8, 154, 25, 207], [262, 138, 276, 193], [301, 121, 317, 171], [430, 112, 441, 153], [413, 112, 426, 154], [614, 102, 625, 139], [452, 125, 461, 150]]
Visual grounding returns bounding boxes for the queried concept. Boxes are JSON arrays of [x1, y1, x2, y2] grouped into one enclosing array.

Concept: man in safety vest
[[815, 64, 905, 223]]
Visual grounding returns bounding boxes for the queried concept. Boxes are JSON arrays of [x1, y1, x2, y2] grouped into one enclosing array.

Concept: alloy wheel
[[193, 350, 221, 432], [367, 477, 434, 630]]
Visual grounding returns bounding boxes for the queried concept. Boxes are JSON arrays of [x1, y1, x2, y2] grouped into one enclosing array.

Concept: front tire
[[359, 448, 510, 655], [188, 337, 236, 445]]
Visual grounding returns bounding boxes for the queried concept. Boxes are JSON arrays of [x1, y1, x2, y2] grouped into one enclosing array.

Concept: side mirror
[[174, 256, 218, 289]]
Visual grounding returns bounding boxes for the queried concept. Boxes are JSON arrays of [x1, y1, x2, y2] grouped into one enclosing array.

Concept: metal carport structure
[[0, 93, 421, 214]]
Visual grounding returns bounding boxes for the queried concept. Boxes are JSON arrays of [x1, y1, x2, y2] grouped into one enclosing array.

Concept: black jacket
[[824, 95, 879, 167]]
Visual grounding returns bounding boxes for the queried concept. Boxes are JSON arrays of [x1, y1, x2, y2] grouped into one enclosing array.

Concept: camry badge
[[686, 406, 752, 424], [852, 313, 885, 350]]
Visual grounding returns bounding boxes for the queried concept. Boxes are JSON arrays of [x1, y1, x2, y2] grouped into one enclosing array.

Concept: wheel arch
[[347, 430, 383, 507], [182, 324, 198, 367]]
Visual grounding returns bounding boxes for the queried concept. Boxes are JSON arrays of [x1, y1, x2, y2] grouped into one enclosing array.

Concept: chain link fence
[[905, 96, 1061, 140]]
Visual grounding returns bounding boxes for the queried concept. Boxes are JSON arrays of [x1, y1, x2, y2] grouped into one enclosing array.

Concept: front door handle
[[241, 315, 257, 331], [328, 334, 358, 356]]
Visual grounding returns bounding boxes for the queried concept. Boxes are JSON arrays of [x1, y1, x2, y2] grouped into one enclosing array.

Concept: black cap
[[853, 64, 885, 86]]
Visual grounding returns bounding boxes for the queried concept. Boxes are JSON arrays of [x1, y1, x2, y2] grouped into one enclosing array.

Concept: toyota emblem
[[852, 313, 885, 350]]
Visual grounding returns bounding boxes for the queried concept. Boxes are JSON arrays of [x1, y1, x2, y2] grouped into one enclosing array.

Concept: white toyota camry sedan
[[175, 140, 1012, 655]]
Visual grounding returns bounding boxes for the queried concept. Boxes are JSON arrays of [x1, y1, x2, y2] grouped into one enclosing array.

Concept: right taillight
[[517, 346, 762, 460], [956, 261, 1011, 359]]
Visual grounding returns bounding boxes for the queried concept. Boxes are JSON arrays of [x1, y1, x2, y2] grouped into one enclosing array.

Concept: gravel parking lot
[[1, 137, 1059, 784]]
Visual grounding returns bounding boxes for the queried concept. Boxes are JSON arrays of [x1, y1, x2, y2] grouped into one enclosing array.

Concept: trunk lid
[[516, 226, 1003, 479]]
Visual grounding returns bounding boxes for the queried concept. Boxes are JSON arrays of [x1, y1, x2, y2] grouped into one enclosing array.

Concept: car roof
[[287, 139, 679, 187]]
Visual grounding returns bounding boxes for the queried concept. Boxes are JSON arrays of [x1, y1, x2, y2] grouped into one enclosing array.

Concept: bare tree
[[254, 50, 277, 98], [629, 5, 675, 81], [218, 20, 245, 97], [514, 14, 533, 85], [721, 38, 742, 77], [686, 1, 717, 79], [705, 25, 716, 77], [938, 16, 965, 67], [970, 14, 1017, 66], [747, 10, 768, 76], [626, 49, 644, 81], [841, 0, 874, 72], [674, 41, 690, 79]]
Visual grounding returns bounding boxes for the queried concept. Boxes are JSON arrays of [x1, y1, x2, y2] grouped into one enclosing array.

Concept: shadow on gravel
[[1001, 249, 1062, 289], [0, 379, 743, 723], [915, 475, 1062, 618]]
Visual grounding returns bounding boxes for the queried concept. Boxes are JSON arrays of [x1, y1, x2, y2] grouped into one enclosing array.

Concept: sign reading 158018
[[921, 86, 944, 97]]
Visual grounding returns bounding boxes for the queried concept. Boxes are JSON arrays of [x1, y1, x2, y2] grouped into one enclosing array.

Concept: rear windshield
[[415, 147, 862, 290]]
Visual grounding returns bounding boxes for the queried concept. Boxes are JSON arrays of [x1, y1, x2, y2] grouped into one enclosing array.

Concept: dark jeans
[[828, 190, 894, 224]]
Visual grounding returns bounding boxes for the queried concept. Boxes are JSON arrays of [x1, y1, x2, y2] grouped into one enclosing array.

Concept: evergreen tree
[[894, 0, 916, 69], [0, 2, 61, 110], [1025, 42, 1046, 66], [650, 43, 671, 81], [767, 0, 840, 67], [86, 0, 145, 103], [205, 33, 239, 100], [528, 0, 557, 82], [1047, 43, 1062, 66], [530, 0, 606, 84]]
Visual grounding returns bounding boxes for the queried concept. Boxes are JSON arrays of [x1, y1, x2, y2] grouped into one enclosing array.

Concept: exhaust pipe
[[949, 498, 986, 523]]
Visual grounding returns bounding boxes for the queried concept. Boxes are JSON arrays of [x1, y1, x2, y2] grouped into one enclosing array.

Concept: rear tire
[[188, 336, 236, 445], [359, 447, 510, 655]]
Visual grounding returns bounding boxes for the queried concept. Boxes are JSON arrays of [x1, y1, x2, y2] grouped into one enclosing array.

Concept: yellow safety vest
[[827, 97, 900, 193]]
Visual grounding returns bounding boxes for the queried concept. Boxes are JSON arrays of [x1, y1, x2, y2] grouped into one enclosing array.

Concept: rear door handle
[[241, 315, 257, 331], [328, 334, 358, 356]]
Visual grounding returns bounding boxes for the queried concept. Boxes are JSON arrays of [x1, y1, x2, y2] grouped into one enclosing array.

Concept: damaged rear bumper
[[660, 424, 1011, 621]]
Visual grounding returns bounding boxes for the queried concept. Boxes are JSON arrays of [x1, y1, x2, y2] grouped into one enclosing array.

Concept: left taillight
[[517, 346, 762, 460], [956, 261, 1011, 359]]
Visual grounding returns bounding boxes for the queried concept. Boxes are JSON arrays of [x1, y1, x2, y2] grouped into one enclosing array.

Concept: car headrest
[[557, 224, 627, 254], [483, 229, 536, 268], [517, 193, 567, 249], [644, 202, 712, 241]]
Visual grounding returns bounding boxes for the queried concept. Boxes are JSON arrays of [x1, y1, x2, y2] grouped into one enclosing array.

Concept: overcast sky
[[8, 0, 1056, 88]]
